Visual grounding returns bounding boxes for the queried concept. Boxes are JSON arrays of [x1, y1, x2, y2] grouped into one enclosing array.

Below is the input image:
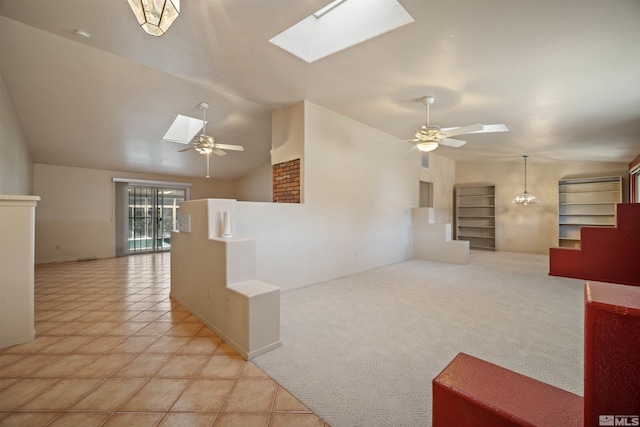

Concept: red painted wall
[[584, 281, 640, 426], [549, 203, 640, 286], [432, 282, 640, 427]]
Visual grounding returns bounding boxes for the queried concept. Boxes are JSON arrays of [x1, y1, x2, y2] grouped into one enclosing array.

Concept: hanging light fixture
[[512, 155, 539, 205], [127, 0, 180, 37]]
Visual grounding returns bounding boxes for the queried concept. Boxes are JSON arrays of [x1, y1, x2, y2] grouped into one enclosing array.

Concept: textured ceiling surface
[[0, 0, 639, 179]]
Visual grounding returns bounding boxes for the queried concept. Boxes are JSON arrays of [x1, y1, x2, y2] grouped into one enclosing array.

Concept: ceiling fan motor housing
[[416, 124, 442, 141]]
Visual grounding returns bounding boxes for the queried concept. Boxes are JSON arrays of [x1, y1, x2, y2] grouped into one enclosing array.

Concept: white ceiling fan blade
[[214, 143, 244, 151], [441, 124, 510, 134], [212, 148, 227, 156], [471, 124, 509, 133], [178, 146, 195, 152], [440, 123, 483, 138], [439, 138, 467, 148]]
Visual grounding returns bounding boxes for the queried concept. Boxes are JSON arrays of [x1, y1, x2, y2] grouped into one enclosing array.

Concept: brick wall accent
[[272, 159, 300, 203]]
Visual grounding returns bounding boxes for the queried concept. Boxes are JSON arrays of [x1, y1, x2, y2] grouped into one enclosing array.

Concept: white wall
[[419, 153, 456, 223], [31, 101, 459, 272], [271, 102, 306, 202], [233, 102, 420, 290], [235, 161, 272, 202], [271, 103, 305, 165], [34, 163, 238, 263], [0, 74, 33, 195], [456, 160, 629, 254]]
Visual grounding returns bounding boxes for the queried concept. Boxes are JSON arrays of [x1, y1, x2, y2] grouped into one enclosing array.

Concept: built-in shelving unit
[[558, 176, 622, 248], [456, 184, 496, 251]]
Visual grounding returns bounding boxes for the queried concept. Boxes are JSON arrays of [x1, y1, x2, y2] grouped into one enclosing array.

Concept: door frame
[[113, 178, 191, 256]]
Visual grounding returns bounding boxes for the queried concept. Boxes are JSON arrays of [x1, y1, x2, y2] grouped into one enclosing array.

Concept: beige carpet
[[253, 251, 585, 426]]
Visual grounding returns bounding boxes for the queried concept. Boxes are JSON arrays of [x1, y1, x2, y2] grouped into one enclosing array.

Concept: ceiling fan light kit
[[416, 141, 439, 152], [127, 0, 180, 37], [512, 155, 540, 205]]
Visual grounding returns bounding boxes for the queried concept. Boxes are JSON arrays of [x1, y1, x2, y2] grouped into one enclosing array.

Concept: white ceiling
[[0, 0, 639, 180]]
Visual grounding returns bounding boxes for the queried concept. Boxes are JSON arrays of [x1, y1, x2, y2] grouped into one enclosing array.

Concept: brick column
[[272, 159, 300, 203]]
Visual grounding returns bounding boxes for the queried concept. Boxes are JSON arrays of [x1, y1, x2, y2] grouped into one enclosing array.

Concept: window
[[114, 179, 190, 256], [127, 186, 187, 253]]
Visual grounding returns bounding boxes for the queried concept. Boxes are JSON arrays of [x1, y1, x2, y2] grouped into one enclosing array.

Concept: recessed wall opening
[[420, 181, 434, 208]]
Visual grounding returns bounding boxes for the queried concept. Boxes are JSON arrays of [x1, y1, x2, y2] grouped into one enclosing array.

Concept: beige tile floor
[[0, 253, 328, 427]]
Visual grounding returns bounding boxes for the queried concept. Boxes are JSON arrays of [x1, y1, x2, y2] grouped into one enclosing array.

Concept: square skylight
[[162, 114, 204, 144], [269, 0, 414, 63]]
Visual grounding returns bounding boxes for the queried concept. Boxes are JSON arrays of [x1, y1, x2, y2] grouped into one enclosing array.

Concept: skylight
[[162, 114, 204, 144], [313, 0, 348, 18], [269, 0, 414, 63]]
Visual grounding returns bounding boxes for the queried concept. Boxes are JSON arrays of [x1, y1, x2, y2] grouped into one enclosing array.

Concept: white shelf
[[456, 184, 496, 251], [558, 176, 622, 248], [561, 202, 618, 205]]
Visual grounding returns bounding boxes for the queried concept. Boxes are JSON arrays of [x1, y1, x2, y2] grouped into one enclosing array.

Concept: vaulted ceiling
[[1, 0, 639, 180]]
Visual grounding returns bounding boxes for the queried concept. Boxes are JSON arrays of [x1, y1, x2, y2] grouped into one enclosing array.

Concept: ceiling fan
[[407, 96, 508, 152], [178, 102, 244, 177]]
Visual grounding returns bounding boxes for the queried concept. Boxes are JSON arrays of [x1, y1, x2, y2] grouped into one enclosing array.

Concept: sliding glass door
[[127, 186, 186, 253]]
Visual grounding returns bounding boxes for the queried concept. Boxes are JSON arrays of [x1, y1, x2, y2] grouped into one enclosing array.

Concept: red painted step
[[433, 281, 640, 427], [550, 203, 640, 286], [432, 352, 582, 427]]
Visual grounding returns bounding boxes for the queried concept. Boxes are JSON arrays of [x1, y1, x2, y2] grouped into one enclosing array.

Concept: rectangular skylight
[[162, 114, 204, 144], [270, 0, 414, 63]]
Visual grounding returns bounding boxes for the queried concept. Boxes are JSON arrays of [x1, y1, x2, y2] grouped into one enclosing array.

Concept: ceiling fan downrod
[[199, 102, 209, 135], [421, 96, 435, 126]]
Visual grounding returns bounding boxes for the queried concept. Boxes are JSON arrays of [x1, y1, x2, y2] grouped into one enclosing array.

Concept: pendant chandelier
[[512, 155, 539, 205], [127, 0, 180, 37]]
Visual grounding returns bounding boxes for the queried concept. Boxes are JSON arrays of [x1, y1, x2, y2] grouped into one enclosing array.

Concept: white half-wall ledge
[[170, 199, 281, 360], [0, 195, 40, 349], [412, 207, 469, 264]]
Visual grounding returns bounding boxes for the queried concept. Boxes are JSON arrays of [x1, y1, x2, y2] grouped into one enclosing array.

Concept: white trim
[[112, 178, 192, 188], [314, 0, 347, 18]]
